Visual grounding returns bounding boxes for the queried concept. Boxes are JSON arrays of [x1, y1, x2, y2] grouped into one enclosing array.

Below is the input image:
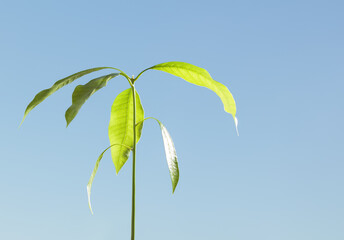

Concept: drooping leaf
[[87, 143, 132, 214], [21, 67, 114, 125], [65, 73, 120, 126], [142, 62, 237, 126], [137, 117, 179, 193], [108, 88, 144, 173]]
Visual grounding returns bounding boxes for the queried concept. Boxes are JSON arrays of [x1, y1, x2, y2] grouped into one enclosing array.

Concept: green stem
[[131, 83, 136, 240]]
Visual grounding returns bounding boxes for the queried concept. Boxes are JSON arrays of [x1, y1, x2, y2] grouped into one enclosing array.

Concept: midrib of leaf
[[117, 90, 132, 168]]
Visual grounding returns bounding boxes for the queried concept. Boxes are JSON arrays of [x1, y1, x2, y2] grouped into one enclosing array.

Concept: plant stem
[[131, 83, 136, 240]]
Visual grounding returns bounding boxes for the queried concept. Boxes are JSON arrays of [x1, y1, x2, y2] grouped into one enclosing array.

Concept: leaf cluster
[[21, 62, 237, 213]]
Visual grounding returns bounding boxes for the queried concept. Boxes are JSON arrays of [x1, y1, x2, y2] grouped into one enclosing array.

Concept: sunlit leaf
[[137, 117, 179, 193], [65, 73, 120, 126], [21, 67, 114, 125], [108, 88, 144, 173], [143, 61, 237, 122], [87, 143, 132, 214]]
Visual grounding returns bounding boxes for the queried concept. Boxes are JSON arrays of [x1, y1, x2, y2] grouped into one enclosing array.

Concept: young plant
[[21, 62, 238, 239]]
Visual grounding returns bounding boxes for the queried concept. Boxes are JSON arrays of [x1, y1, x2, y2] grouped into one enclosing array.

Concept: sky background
[[0, 0, 343, 239]]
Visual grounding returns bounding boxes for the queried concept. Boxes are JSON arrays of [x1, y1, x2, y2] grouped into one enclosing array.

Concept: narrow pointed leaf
[[87, 143, 132, 214], [155, 119, 179, 193], [137, 117, 179, 193], [146, 62, 236, 119], [65, 73, 120, 126], [21, 67, 113, 124], [108, 88, 144, 173]]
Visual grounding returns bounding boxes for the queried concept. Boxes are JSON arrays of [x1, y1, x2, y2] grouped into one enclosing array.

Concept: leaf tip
[[115, 166, 119, 175], [115, 163, 123, 175], [234, 116, 239, 136], [172, 180, 178, 194], [87, 185, 94, 215], [19, 113, 28, 128], [18, 119, 24, 129], [65, 111, 72, 128]]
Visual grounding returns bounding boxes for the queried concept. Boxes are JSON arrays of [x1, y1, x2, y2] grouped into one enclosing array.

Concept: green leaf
[[87, 143, 132, 215], [65, 73, 120, 126], [108, 88, 144, 173], [143, 62, 238, 131], [137, 117, 179, 193], [21, 67, 114, 125]]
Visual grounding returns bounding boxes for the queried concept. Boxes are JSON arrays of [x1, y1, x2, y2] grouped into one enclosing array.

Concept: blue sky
[[0, 0, 343, 239]]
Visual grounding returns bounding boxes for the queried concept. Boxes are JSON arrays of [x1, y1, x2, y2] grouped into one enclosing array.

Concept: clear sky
[[0, 0, 343, 239]]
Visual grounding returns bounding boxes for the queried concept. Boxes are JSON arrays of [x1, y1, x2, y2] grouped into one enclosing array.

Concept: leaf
[[108, 88, 144, 173], [137, 117, 179, 193], [87, 143, 132, 215], [65, 73, 120, 126], [145, 61, 237, 120], [21, 67, 114, 125]]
